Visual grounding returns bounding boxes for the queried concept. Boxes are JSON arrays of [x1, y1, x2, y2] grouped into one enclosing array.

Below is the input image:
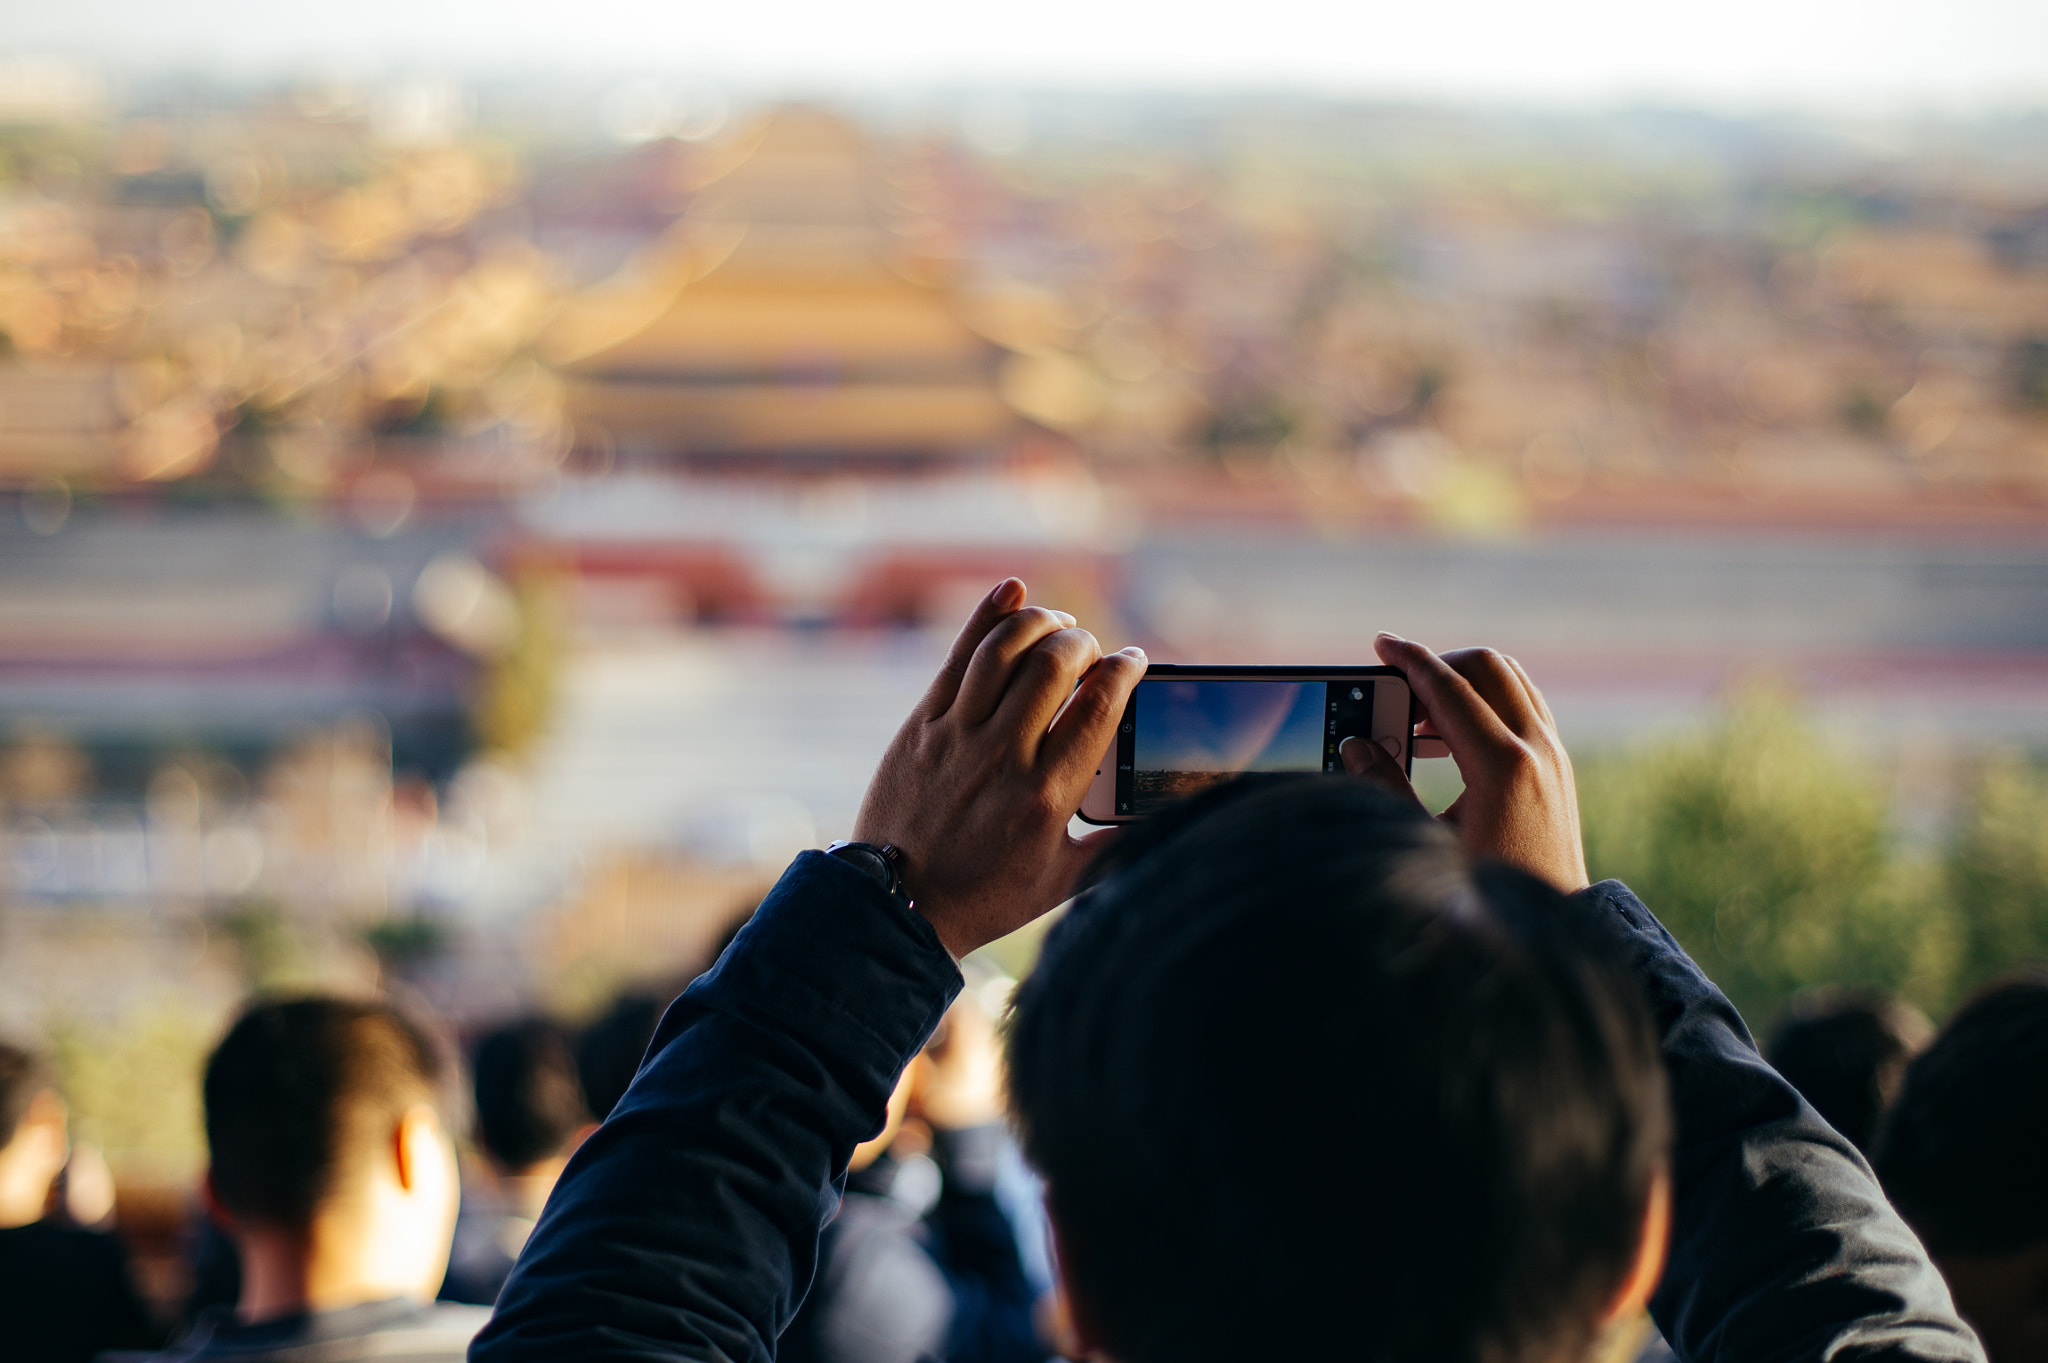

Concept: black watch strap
[[823, 840, 907, 900]]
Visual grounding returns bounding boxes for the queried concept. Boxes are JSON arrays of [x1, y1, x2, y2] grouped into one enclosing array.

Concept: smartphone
[[1078, 665, 1418, 825]]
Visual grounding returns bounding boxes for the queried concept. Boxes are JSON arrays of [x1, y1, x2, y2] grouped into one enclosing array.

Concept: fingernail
[[990, 578, 1023, 607], [1379, 736, 1402, 759], [1377, 631, 1407, 645], [1120, 646, 1147, 660], [1052, 611, 1077, 626]]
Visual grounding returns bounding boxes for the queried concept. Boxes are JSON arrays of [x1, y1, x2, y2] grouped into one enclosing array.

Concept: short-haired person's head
[[0, 1043, 51, 1148], [472, 1018, 590, 1173], [1767, 988, 1932, 1155], [1874, 972, 2048, 1363], [1875, 971, 2048, 1257], [1006, 777, 1672, 1363], [204, 997, 447, 1230], [0, 1041, 69, 1229], [575, 993, 664, 1123]]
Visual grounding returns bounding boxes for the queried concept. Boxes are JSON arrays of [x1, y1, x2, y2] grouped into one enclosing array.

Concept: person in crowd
[[134, 997, 486, 1362], [0, 1042, 161, 1363], [472, 579, 1982, 1363], [442, 1019, 596, 1307], [782, 986, 1046, 1363], [1768, 987, 1933, 1155], [1876, 974, 2048, 1363], [575, 994, 665, 1124]]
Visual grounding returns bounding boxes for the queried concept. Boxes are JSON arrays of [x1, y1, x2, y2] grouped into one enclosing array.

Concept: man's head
[[472, 1018, 591, 1176], [1875, 972, 2048, 1363], [1006, 777, 1671, 1363], [0, 1042, 67, 1228], [1767, 988, 1932, 1155], [203, 997, 459, 1314], [575, 993, 663, 1123]]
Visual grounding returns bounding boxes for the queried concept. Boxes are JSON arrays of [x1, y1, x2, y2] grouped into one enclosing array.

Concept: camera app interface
[[1125, 679, 1377, 815]]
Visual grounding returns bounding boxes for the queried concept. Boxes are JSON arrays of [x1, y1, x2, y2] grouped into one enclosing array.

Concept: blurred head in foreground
[[0, 1043, 65, 1227], [575, 993, 664, 1123], [204, 997, 459, 1320], [1876, 973, 2048, 1363], [1006, 777, 1672, 1363], [1768, 988, 1933, 1155], [472, 1018, 592, 1179]]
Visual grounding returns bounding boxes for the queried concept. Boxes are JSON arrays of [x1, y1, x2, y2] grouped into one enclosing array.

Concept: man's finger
[[1502, 654, 1558, 732], [1039, 647, 1146, 803], [1338, 735, 1428, 813], [952, 605, 1081, 727], [1439, 648, 1548, 742], [998, 627, 1107, 755], [919, 578, 1027, 720], [1374, 634, 1519, 760], [1060, 824, 1125, 900]]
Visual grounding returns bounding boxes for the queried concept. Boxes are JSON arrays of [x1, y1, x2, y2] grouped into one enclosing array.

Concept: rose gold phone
[[1078, 665, 1422, 825]]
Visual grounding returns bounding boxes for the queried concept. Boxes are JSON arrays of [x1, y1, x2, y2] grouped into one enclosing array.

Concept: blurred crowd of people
[[0, 947, 1059, 1363], [0, 951, 2042, 1362]]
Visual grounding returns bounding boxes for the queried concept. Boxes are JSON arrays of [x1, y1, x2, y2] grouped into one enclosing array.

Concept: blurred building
[[528, 107, 1115, 625]]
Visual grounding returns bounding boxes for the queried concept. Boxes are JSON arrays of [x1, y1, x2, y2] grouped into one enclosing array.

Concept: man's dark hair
[[0, 1042, 52, 1147], [576, 994, 664, 1122], [472, 1018, 590, 1170], [204, 997, 446, 1229], [1006, 777, 1671, 1363], [1767, 988, 1931, 1154], [1873, 971, 2048, 1256]]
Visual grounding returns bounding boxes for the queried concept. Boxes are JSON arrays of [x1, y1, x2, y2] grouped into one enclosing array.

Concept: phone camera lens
[[1350, 687, 1364, 700]]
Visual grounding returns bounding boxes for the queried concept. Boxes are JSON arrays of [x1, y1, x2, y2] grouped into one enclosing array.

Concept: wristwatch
[[824, 840, 908, 901]]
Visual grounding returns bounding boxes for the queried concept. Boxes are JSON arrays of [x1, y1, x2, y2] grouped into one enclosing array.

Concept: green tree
[[45, 1006, 213, 1175], [1945, 753, 2048, 993], [472, 569, 563, 758], [1579, 694, 1958, 1028]]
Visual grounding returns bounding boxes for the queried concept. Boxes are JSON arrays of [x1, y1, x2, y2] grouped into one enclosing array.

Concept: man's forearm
[[1575, 881, 1981, 1363], [471, 852, 963, 1363]]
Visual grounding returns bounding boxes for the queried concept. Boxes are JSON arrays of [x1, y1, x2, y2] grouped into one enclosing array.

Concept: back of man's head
[[1875, 972, 2048, 1257], [575, 994, 663, 1122], [1767, 988, 1931, 1155], [1006, 777, 1670, 1363], [204, 997, 446, 1230], [0, 1042, 51, 1148], [472, 1018, 590, 1173]]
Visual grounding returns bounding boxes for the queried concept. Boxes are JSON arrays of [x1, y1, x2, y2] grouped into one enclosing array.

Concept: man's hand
[[1339, 634, 1589, 892], [853, 578, 1146, 959]]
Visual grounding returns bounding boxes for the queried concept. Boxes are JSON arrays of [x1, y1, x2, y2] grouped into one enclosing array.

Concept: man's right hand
[[852, 578, 1145, 960], [1339, 634, 1589, 892]]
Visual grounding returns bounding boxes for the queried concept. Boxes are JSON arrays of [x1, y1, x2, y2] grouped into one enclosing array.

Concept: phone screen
[[1120, 678, 1380, 816]]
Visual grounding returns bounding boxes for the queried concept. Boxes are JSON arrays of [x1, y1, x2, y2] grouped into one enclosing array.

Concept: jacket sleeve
[[471, 851, 964, 1363], [1573, 881, 1983, 1363]]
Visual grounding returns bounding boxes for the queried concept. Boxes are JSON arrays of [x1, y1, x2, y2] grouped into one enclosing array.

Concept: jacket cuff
[[653, 849, 964, 1115]]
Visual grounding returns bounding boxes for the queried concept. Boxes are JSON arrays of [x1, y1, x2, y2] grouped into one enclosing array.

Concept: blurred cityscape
[[1, 65, 2046, 1200]]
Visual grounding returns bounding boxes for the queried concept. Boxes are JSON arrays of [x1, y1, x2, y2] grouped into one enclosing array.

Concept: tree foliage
[[1945, 753, 2048, 992], [1576, 694, 2021, 1028]]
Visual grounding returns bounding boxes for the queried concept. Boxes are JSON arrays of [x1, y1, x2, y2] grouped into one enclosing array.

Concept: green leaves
[[1580, 694, 2042, 1028]]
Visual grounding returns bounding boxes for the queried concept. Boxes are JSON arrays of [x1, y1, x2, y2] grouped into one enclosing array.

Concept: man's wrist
[[693, 851, 961, 1066], [824, 840, 908, 901]]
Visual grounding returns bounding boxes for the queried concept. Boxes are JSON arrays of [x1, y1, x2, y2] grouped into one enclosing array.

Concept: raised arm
[[1352, 636, 1982, 1363], [469, 581, 1143, 1363]]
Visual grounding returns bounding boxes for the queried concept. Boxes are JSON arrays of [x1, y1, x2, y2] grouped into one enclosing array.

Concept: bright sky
[[8, 0, 2047, 107]]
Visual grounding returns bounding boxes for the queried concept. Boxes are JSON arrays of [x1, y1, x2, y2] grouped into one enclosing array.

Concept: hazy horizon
[[4, 0, 2046, 115]]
